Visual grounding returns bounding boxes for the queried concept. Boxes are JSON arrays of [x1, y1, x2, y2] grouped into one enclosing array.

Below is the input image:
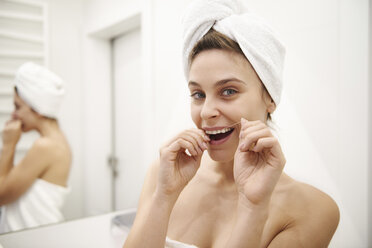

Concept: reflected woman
[[124, 0, 339, 247], [0, 62, 71, 233]]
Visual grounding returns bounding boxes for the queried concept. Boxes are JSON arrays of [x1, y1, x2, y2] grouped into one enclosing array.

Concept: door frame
[[83, 4, 155, 214]]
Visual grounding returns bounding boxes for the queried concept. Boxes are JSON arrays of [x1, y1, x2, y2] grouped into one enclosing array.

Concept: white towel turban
[[14, 62, 65, 119], [182, 0, 285, 106]]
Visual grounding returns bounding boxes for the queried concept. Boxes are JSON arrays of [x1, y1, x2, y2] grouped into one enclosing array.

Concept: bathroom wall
[[43, 0, 85, 221]]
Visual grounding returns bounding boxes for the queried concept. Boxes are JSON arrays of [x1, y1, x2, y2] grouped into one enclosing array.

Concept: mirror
[[0, 0, 370, 247]]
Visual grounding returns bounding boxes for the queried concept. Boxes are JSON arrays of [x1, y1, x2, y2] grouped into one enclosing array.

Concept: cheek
[[236, 94, 267, 119], [190, 104, 201, 125], [220, 100, 246, 121]]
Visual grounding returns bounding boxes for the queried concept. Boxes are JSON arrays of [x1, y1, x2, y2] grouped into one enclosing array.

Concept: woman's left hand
[[234, 118, 286, 207]]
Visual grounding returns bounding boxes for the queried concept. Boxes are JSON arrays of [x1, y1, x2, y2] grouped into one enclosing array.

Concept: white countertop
[[0, 209, 135, 248]]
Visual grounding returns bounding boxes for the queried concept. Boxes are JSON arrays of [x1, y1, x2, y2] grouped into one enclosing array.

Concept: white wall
[[273, 1, 369, 246], [44, 0, 84, 221]]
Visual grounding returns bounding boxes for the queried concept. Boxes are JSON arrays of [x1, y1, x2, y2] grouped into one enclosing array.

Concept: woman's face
[[188, 49, 274, 162], [12, 93, 39, 132]]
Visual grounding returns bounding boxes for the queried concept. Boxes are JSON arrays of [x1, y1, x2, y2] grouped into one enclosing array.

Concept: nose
[[200, 97, 219, 120]]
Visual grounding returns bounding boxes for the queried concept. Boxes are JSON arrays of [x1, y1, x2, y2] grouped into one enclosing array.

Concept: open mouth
[[205, 127, 235, 144]]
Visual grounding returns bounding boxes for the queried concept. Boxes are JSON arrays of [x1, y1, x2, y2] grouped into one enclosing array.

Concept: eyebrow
[[188, 77, 246, 87]]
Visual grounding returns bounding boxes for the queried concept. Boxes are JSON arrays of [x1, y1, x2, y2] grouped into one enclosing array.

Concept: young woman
[[0, 62, 71, 233], [124, 1, 339, 247]]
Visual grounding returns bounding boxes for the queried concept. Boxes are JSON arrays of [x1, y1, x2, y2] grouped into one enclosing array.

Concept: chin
[[21, 125, 32, 132], [22, 127, 30, 132], [207, 149, 235, 163]]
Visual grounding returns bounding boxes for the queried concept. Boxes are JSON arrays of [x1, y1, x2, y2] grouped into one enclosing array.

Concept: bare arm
[[125, 189, 179, 248], [0, 139, 51, 205], [0, 144, 16, 178], [0, 120, 20, 178], [226, 119, 286, 247], [124, 129, 208, 248], [123, 160, 180, 248]]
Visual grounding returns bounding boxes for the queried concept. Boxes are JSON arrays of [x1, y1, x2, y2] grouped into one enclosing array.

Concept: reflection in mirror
[[0, 62, 71, 233], [0, 0, 72, 233]]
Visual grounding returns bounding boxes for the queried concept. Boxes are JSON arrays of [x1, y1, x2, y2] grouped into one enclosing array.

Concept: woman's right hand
[[2, 119, 22, 147], [157, 128, 210, 198]]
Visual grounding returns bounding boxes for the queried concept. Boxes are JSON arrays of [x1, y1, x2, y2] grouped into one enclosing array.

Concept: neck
[[202, 154, 235, 185], [36, 118, 60, 137]]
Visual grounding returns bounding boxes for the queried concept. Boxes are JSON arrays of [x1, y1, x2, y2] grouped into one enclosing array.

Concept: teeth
[[205, 127, 232, 135]]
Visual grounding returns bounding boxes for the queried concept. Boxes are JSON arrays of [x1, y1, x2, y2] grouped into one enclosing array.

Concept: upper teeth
[[205, 127, 232, 135]]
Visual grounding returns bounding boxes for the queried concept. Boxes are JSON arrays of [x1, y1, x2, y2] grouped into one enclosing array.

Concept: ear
[[267, 98, 276, 114], [262, 90, 276, 114]]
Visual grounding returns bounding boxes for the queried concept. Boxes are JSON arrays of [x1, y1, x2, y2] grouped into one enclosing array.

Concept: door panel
[[113, 28, 146, 210]]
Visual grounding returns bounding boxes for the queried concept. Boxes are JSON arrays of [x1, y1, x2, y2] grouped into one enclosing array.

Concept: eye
[[190, 91, 205, 100], [221, 88, 237, 96]]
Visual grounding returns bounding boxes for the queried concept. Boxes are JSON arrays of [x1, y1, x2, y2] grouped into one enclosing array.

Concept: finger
[[174, 133, 205, 156], [163, 128, 209, 148], [168, 138, 198, 156], [251, 137, 276, 152], [240, 118, 262, 129], [189, 128, 210, 142], [5, 119, 16, 126], [4, 120, 18, 129], [178, 128, 209, 153], [200, 130, 210, 142], [251, 137, 285, 165], [178, 132, 204, 155], [239, 122, 266, 139], [185, 130, 208, 150], [13, 120, 21, 128], [239, 128, 272, 152], [7, 119, 21, 126]]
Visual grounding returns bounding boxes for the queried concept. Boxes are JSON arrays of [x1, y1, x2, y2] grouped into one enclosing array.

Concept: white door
[[112, 28, 147, 210]]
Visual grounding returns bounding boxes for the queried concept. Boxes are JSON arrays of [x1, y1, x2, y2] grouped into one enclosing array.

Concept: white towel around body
[[0, 179, 70, 233], [165, 237, 199, 248]]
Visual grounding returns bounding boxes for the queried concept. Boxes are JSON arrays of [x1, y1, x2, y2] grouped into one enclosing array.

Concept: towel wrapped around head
[[14, 62, 65, 119], [182, 0, 285, 106]]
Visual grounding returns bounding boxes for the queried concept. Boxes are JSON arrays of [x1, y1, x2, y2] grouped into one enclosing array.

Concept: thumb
[[10, 120, 22, 129]]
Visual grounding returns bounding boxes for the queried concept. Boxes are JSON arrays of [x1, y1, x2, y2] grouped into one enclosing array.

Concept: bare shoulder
[[31, 137, 55, 155], [32, 136, 71, 161], [290, 178, 339, 224], [272, 174, 340, 246]]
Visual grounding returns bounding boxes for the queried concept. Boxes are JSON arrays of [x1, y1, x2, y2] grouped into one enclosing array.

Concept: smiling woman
[[123, 0, 339, 248]]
